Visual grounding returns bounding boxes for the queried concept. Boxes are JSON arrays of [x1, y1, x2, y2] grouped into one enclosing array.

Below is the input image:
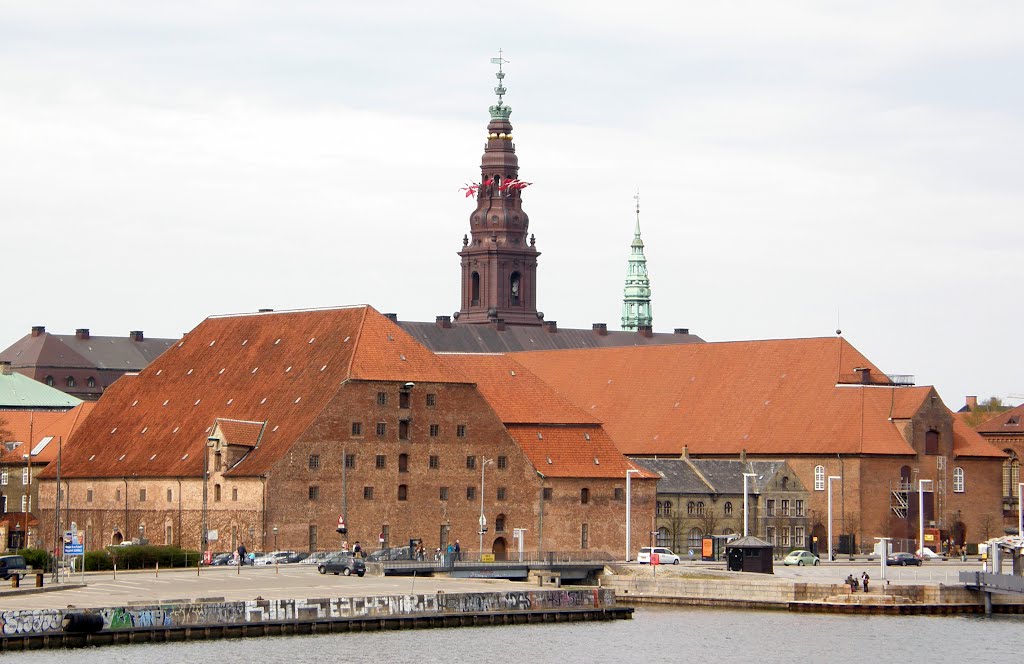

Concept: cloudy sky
[[2, 2, 1021, 407]]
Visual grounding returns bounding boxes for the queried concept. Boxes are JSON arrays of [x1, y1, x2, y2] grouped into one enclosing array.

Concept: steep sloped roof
[[0, 403, 95, 464], [442, 354, 598, 425], [0, 371, 82, 409], [953, 416, 1006, 458], [41, 306, 464, 479], [974, 403, 1024, 434], [506, 425, 655, 479], [634, 458, 795, 493], [512, 337, 927, 457], [0, 330, 174, 371]]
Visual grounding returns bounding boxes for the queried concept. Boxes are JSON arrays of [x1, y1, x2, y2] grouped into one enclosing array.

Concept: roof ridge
[[345, 306, 369, 379], [684, 457, 717, 492]]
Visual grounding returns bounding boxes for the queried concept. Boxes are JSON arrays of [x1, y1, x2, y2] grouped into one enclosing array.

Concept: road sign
[[64, 543, 84, 556]]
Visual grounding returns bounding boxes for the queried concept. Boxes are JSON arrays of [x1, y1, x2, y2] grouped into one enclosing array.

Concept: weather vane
[[634, 188, 640, 213], [490, 49, 509, 105]]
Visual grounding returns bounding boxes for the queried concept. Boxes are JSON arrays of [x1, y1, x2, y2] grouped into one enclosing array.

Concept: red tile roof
[[506, 425, 656, 479], [0, 403, 95, 465], [973, 403, 1024, 434], [512, 337, 999, 458], [40, 306, 464, 479]]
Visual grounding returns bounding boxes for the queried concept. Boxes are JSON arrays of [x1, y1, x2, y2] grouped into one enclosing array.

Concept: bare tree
[[977, 513, 999, 541], [0, 417, 13, 443], [697, 504, 719, 537]]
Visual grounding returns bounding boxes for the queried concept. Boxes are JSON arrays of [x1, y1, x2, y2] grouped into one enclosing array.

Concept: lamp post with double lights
[[478, 456, 493, 559], [742, 473, 757, 537], [625, 469, 640, 561], [918, 479, 933, 559], [827, 475, 841, 562]]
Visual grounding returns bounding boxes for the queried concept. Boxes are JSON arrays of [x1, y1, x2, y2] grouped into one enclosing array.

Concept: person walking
[[237, 543, 248, 566]]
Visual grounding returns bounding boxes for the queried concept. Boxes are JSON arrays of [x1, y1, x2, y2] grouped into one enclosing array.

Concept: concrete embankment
[[0, 588, 628, 651], [601, 569, 1024, 615]]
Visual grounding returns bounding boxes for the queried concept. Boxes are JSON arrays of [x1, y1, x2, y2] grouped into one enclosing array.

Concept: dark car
[[209, 552, 234, 566], [366, 546, 411, 562], [886, 552, 923, 566], [318, 553, 366, 577], [0, 555, 28, 580], [282, 551, 309, 564]]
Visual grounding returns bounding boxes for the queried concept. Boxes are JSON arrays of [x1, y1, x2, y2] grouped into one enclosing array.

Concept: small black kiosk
[[725, 536, 774, 574]]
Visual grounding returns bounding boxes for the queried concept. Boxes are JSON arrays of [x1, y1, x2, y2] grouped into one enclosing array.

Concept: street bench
[[8, 569, 43, 589], [529, 570, 561, 588]]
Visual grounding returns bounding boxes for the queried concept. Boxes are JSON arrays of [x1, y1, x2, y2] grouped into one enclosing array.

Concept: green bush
[[106, 545, 200, 569], [84, 549, 114, 571], [16, 548, 53, 571]]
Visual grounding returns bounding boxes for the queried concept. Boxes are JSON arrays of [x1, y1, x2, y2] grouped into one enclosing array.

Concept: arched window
[[688, 527, 703, 549], [398, 484, 408, 501], [953, 467, 965, 493], [580, 488, 590, 504], [656, 526, 670, 547], [87, 377, 96, 388], [1003, 451, 1019, 499], [66, 376, 76, 388], [696, 501, 705, 515], [45, 375, 54, 386], [781, 476, 789, 489], [471, 272, 481, 306], [687, 501, 696, 515], [495, 514, 506, 533], [214, 484, 221, 502], [814, 466, 825, 491], [724, 501, 733, 516], [510, 272, 521, 305]]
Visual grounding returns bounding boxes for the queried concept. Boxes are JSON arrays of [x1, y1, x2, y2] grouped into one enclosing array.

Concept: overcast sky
[[2, 2, 1021, 408]]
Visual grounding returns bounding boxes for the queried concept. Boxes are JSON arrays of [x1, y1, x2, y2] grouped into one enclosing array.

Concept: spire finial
[[488, 50, 512, 120], [633, 188, 641, 234]]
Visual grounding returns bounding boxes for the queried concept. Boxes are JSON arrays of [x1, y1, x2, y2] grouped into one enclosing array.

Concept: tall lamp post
[[827, 475, 841, 562], [478, 456, 493, 559], [1018, 482, 1023, 539], [918, 479, 933, 558], [273, 526, 279, 551], [201, 437, 218, 562], [742, 473, 757, 537], [22, 453, 32, 550], [625, 469, 640, 561]]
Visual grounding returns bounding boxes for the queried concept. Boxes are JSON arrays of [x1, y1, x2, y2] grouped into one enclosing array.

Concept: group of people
[[340, 541, 364, 557], [845, 572, 870, 592]]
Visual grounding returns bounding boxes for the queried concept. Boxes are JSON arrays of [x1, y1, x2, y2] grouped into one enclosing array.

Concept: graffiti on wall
[[0, 588, 611, 637]]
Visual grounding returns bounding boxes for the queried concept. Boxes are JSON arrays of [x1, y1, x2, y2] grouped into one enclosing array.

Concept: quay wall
[[1, 588, 616, 641]]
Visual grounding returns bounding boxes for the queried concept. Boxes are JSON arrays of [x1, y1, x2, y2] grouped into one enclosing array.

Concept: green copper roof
[[0, 371, 82, 409], [621, 193, 653, 331]]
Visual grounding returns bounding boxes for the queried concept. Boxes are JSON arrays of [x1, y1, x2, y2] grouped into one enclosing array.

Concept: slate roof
[[0, 330, 175, 371], [0, 371, 82, 409], [40, 306, 467, 480], [633, 458, 791, 494], [511, 337, 1002, 459], [0, 403, 95, 465], [398, 320, 703, 353]]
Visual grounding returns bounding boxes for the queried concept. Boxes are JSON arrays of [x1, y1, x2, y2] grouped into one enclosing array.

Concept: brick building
[[0, 326, 176, 401], [511, 337, 1005, 553], [35, 306, 656, 557], [970, 403, 1024, 534]]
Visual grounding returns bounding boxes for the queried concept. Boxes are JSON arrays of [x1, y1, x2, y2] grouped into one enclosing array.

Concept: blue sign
[[64, 543, 84, 556]]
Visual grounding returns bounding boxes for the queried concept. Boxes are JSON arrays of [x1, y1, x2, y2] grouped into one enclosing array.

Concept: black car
[[886, 552, 923, 566], [317, 553, 366, 577], [0, 555, 28, 580]]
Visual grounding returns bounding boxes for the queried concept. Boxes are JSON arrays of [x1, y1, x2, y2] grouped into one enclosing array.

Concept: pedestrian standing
[[454, 539, 461, 561], [237, 543, 248, 566], [353, 541, 362, 558], [861, 572, 870, 592]]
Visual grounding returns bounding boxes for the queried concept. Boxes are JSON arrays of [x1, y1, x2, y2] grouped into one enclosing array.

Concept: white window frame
[[953, 467, 965, 493], [1, 468, 7, 485], [814, 465, 825, 491], [22, 468, 29, 485]]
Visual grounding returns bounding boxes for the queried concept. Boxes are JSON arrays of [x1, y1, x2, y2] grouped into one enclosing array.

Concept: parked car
[[301, 551, 333, 565], [366, 546, 411, 562], [636, 547, 681, 564], [0, 555, 27, 580], [281, 551, 309, 564], [782, 550, 820, 566], [317, 553, 366, 577], [886, 552, 923, 566], [209, 552, 234, 566]]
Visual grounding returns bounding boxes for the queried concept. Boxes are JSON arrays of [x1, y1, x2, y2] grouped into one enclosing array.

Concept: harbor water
[[8, 604, 1021, 663]]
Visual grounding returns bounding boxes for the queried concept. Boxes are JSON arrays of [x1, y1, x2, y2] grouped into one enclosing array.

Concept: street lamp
[[273, 526, 279, 551], [742, 473, 757, 537], [1018, 482, 1023, 539], [827, 476, 841, 562], [201, 437, 218, 562], [625, 469, 640, 561], [478, 456, 493, 559], [918, 479, 933, 558], [22, 453, 32, 549], [138, 524, 144, 543]]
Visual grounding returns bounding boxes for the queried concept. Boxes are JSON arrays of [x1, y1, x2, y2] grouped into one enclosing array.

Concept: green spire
[[488, 49, 512, 121], [621, 191, 653, 330]]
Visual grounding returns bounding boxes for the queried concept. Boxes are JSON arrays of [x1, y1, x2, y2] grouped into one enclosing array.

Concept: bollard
[[276, 562, 279, 575], [113, 564, 117, 581], [35, 572, 44, 588], [156, 561, 159, 578], [197, 560, 201, 576], [10, 575, 19, 589]]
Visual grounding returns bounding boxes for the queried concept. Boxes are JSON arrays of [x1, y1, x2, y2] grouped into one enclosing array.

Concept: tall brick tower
[[456, 54, 542, 326]]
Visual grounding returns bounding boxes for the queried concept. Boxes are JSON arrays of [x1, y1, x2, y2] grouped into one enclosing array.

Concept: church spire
[[457, 52, 542, 326], [621, 191, 653, 330]]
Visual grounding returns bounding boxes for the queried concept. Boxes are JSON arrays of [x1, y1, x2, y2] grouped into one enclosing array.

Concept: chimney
[[857, 367, 871, 385], [966, 396, 978, 410], [543, 321, 558, 333], [637, 324, 653, 338], [129, 330, 144, 342], [0, 361, 11, 376], [435, 315, 452, 329], [674, 328, 689, 335], [740, 449, 747, 463], [31, 326, 45, 337], [76, 328, 90, 340], [592, 323, 608, 336], [383, 313, 398, 322], [681, 445, 689, 459]]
